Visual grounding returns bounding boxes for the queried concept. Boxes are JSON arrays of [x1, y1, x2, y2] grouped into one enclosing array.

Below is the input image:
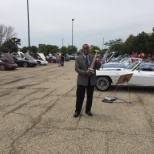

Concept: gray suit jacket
[[75, 54, 101, 86]]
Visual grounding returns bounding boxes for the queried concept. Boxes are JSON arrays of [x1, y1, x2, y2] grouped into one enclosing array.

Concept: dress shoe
[[85, 111, 93, 116], [73, 112, 80, 118]]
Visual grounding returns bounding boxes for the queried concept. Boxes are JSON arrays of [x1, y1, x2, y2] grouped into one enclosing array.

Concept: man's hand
[[96, 57, 102, 64], [86, 70, 93, 76]]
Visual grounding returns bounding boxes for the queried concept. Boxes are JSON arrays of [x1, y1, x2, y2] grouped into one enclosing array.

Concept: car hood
[[102, 50, 117, 63], [24, 52, 35, 62], [37, 53, 46, 61], [2, 52, 15, 63]]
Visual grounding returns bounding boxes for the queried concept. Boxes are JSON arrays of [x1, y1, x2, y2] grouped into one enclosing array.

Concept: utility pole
[[72, 19, 74, 52], [27, 0, 31, 49]]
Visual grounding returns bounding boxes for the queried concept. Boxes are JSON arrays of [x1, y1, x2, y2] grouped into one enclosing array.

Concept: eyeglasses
[[83, 47, 89, 49]]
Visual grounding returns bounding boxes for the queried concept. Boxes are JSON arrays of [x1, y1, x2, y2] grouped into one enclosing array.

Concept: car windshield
[[136, 63, 154, 71], [121, 58, 131, 63], [125, 61, 139, 70]]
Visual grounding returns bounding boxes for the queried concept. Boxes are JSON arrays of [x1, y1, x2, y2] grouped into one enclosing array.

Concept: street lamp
[[102, 37, 104, 50], [27, 0, 31, 48], [72, 19, 74, 51]]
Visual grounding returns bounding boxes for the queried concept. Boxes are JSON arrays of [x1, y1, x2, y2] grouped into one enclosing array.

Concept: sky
[[0, 0, 154, 50]]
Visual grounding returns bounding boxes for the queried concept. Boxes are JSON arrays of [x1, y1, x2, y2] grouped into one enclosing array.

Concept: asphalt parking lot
[[0, 61, 154, 154]]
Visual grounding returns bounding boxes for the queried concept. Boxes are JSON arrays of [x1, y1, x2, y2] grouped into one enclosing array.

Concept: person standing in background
[[48, 52, 52, 63], [56, 53, 61, 66], [60, 52, 65, 66]]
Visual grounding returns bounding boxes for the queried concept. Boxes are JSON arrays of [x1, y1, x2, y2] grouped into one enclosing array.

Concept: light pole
[[72, 19, 74, 52], [102, 37, 104, 50], [0, 35, 2, 45], [27, 0, 31, 49], [62, 38, 64, 47]]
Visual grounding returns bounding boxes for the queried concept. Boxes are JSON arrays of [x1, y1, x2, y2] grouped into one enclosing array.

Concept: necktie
[[86, 55, 89, 69]]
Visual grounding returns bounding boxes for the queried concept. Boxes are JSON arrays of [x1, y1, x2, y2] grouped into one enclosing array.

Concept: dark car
[[0, 59, 5, 70], [65, 54, 70, 61], [0, 53, 18, 71], [13, 56, 37, 67]]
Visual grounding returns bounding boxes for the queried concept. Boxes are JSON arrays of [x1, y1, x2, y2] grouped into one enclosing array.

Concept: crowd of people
[[130, 51, 154, 62], [130, 51, 145, 59], [46, 52, 65, 67]]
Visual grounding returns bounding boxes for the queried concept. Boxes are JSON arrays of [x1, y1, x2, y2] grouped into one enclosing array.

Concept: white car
[[35, 53, 48, 65], [96, 61, 154, 91]]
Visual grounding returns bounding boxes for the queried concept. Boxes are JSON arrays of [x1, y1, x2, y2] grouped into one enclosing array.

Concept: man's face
[[82, 45, 89, 55]]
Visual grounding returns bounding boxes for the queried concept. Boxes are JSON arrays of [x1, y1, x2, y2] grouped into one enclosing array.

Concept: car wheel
[[23, 62, 28, 67], [0, 64, 5, 71], [96, 76, 111, 91], [37, 61, 41, 66]]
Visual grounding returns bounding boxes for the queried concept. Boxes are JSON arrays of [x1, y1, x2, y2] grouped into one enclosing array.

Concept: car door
[[129, 63, 154, 86]]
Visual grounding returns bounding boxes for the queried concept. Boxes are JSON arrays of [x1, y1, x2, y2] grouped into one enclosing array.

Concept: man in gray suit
[[73, 44, 101, 118]]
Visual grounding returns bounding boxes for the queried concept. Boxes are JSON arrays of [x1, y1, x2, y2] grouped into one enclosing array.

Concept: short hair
[[82, 44, 89, 48]]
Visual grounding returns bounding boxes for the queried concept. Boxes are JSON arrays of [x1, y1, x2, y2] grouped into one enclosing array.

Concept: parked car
[[96, 61, 154, 91], [51, 56, 57, 63], [100, 57, 143, 71], [68, 54, 76, 60], [12, 51, 37, 67], [102, 50, 117, 63], [0, 52, 18, 71], [13, 55, 37, 67], [65, 54, 70, 61], [0, 58, 17, 70], [34, 53, 48, 65], [0, 59, 5, 70]]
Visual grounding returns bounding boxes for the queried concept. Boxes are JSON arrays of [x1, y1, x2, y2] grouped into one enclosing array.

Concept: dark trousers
[[61, 60, 64, 66], [75, 81, 94, 114]]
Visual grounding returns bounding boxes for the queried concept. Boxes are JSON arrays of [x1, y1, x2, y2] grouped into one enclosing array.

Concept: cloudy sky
[[0, 0, 154, 50]]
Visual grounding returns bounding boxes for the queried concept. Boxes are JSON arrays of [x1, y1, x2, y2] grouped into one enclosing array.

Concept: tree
[[21, 46, 37, 54], [1, 39, 17, 53], [60, 46, 67, 54], [46, 45, 59, 54], [11, 37, 21, 46], [21, 47, 29, 53], [148, 32, 154, 55], [104, 38, 124, 54], [38, 44, 59, 55], [90, 45, 100, 54], [132, 32, 150, 54], [37, 44, 47, 55], [67, 45, 77, 54], [124, 35, 135, 54], [0, 24, 17, 45]]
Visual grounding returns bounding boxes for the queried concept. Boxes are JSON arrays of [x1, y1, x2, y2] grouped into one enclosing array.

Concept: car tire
[[23, 62, 28, 67], [96, 76, 111, 91], [0, 65, 5, 71]]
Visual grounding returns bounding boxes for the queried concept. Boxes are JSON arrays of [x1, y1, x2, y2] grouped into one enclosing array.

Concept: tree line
[[0, 24, 154, 57], [104, 27, 154, 58]]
